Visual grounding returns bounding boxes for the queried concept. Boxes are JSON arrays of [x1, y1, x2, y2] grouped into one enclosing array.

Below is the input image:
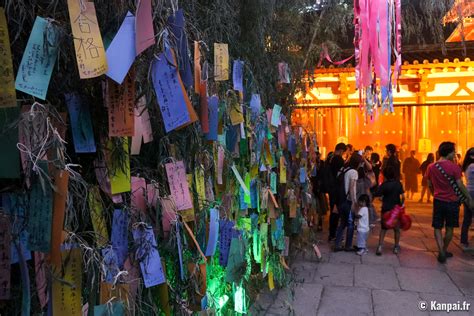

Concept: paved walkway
[[251, 200, 474, 315]]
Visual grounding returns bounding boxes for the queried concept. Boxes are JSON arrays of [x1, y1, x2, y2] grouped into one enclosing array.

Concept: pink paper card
[[266, 109, 272, 125], [160, 197, 177, 238], [165, 161, 193, 211], [124, 257, 140, 313], [138, 98, 153, 144], [135, 0, 155, 55], [131, 114, 143, 155], [34, 252, 48, 308], [217, 146, 224, 185], [146, 184, 159, 208], [199, 81, 209, 133], [131, 177, 147, 214], [131, 97, 153, 155]]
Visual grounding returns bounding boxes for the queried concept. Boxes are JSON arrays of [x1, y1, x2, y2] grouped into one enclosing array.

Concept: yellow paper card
[[100, 283, 130, 304], [181, 174, 195, 222], [268, 271, 274, 291], [67, 0, 108, 79], [53, 248, 82, 315], [214, 43, 229, 81], [279, 156, 286, 184], [230, 102, 244, 126], [0, 8, 16, 108], [194, 41, 201, 95], [195, 168, 206, 210], [108, 138, 131, 194], [88, 186, 109, 246]]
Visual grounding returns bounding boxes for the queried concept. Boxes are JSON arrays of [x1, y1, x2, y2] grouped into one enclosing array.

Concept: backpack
[[335, 167, 351, 205]]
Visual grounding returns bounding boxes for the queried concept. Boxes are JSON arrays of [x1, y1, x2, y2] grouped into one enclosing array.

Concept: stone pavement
[[251, 200, 474, 315]]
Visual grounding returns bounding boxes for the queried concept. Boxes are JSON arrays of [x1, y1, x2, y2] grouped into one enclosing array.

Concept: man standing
[[426, 142, 474, 263], [327, 143, 347, 241], [403, 150, 421, 199], [399, 142, 409, 164]]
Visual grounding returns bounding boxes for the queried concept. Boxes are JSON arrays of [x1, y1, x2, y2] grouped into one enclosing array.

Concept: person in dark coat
[[403, 150, 421, 199], [381, 144, 401, 181], [419, 153, 435, 203]]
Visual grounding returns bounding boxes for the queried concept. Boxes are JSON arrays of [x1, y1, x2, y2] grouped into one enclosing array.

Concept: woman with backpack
[[334, 153, 363, 251]]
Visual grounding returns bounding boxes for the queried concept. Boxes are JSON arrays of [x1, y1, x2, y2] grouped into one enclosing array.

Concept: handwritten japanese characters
[[27, 161, 53, 252], [106, 73, 135, 137], [132, 226, 166, 288], [52, 248, 82, 315], [214, 43, 229, 81], [152, 49, 192, 133], [165, 161, 193, 211], [67, 0, 107, 79], [15, 17, 58, 100]]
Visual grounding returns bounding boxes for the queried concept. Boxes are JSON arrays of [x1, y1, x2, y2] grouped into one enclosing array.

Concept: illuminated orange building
[[293, 56, 474, 158]]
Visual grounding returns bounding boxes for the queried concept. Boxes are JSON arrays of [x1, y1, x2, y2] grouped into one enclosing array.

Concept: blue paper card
[[5, 194, 31, 264], [299, 167, 306, 184], [271, 104, 282, 127], [152, 49, 191, 133], [27, 161, 53, 252], [168, 10, 193, 88], [226, 125, 239, 153], [65, 93, 96, 153], [233, 60, 244, 92], [201, 295, 208, 310], [205, 208, 219, 256], [273, 216, 285, 250], [250, 213, 258, 233], [15, 17, 58, 100], [250, 180, 258, 209], [176, 222, 184, 280], [94, 302, 125, 316], [102, 247, 120, 284], [205, 96, 219, 141], [239, 187, 248, 210], [132, 226, 166, 288], [111, 209, 129, 268], [270, 172, 277, 194], [219, 220, 234, 267], [288, 135, 296, 155], [106, 12, 136, 84], [250, 94, 261, 119]]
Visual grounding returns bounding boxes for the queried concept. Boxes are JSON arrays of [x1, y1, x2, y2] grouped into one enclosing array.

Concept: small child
[[356, 194, 371, 255], [373, 166, 405, 255]]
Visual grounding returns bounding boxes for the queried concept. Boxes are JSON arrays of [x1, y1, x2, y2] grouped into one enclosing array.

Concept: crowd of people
[[302, 141, 474, 262]]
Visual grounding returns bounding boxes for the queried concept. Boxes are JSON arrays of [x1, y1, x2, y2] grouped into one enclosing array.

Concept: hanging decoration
[[354, 0, 402, 117]]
